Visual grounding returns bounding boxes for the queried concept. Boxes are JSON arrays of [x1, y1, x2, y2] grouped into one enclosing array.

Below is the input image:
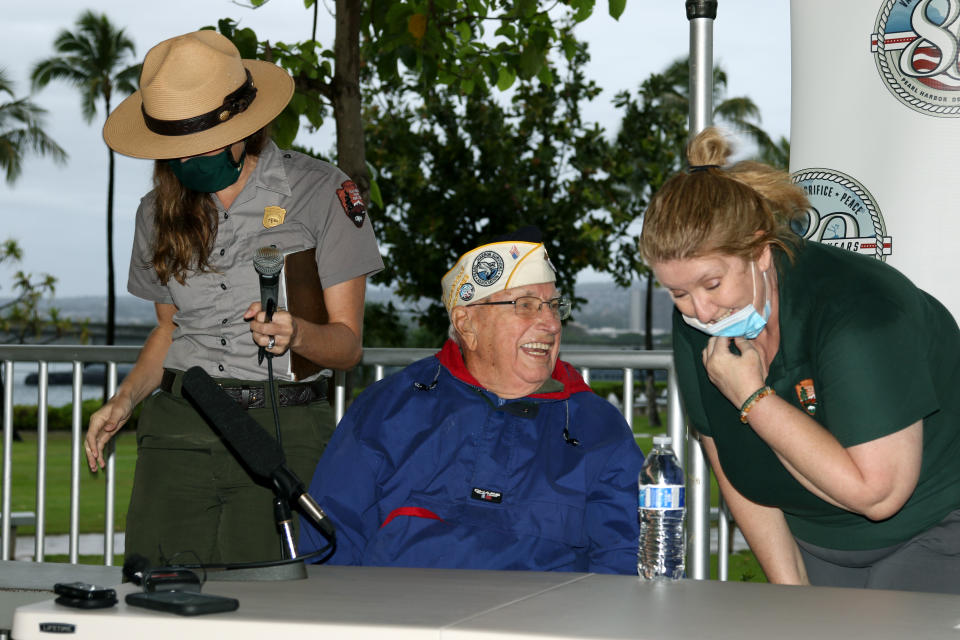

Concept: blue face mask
[[682, 264, 771, 339]]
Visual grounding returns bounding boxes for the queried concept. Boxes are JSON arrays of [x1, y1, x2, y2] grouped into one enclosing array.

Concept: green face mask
[[168, 147, 245, 193]]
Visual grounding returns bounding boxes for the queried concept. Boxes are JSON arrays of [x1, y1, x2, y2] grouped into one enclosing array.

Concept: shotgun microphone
[[180, 366, 335, 540]]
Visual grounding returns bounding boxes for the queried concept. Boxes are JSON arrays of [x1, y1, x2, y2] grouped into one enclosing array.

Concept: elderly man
[[300, 229, 645, 574]]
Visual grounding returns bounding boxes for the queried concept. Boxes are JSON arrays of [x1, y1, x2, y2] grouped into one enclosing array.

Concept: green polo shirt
[[674, 240, 960, 549]]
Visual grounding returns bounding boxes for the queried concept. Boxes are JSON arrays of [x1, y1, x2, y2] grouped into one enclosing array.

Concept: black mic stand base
[[205, 560, 308, 582]]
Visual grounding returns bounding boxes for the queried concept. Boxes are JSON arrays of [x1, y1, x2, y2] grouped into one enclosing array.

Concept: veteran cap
[[441, 227, 556, 314]]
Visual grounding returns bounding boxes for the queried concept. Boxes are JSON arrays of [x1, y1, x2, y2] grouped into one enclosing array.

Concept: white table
[[11, 564, 960, 639], [0, 561, 121, 638]]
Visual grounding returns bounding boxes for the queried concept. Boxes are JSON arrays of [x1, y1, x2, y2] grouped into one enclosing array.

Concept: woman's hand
[[85, 394, 135, 472], [84, 302, 176, 473], [702, 336, 769, 407], [244, 301, 298, 356]]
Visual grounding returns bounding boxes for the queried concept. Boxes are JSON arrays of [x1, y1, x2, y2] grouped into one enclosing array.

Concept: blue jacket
[[300, 340, 645, 574]]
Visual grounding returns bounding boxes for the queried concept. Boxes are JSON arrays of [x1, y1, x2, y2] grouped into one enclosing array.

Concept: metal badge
[[263, 205, 286, 228]]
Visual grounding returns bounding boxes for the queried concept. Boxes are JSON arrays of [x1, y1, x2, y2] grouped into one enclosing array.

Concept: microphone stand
[[274, 496, 298, 560], [209, 334, 308, 582]]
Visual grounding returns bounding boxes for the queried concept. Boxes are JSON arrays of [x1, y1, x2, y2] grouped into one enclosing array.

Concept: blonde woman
[[641, 127, 960, 593]]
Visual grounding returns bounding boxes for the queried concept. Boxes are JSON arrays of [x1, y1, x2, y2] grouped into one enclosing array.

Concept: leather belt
[[160, 369, 326, 410]]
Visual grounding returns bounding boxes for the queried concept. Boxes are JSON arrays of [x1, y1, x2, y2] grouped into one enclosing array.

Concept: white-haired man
[[300, 228, 645, 573]]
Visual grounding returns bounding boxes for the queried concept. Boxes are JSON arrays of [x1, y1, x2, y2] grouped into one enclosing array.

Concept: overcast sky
[[0, 0, 790, 297]]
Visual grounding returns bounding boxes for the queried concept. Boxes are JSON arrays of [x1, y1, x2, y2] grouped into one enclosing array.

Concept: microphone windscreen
[[253, 246, 283, 276], [122, 553, 150, 585], [180, 366, 285, 478]]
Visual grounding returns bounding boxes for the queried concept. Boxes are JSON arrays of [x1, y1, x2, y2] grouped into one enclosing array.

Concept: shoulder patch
[[336, 180, 367, 228], [795, 378, 817, 416]]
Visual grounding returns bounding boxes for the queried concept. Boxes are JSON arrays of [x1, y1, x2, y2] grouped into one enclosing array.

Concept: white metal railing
[[1, 344, 729, 578]]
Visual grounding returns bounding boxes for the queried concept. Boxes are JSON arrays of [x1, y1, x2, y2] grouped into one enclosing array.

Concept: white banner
[[790, 0, 960, 319]]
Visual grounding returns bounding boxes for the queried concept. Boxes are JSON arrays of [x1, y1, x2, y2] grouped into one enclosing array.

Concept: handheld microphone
[[253, 247, 283, 364], [253, 246, 283, 321], [180, 366, 336, 540]]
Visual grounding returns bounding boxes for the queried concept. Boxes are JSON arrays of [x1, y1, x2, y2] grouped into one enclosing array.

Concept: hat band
[[141, 69, 259, 137]]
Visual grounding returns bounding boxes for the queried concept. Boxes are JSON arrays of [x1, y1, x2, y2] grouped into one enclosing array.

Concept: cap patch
[[336, 180, 367, 228], [472, 251, 504, 286], [458, 282, 475, 302]]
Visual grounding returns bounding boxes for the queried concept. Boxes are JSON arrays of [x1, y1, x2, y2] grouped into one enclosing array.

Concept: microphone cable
[[125, 542, 336, 588], [177, 543, 335, 573], [266, 352, 282, 447]]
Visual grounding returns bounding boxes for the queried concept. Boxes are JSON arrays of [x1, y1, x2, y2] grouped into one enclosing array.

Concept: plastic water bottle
[[637, 435, 685, 580]]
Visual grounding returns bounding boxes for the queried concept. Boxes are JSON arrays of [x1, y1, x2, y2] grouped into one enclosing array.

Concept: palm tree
[[655, 58, 787, 165], [609, 58, 783, 426], [31, 11, 139, 346], [0, 68, 67, 183]]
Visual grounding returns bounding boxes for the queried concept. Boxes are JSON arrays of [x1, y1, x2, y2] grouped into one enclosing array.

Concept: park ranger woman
[[85, 30, 382, 567]]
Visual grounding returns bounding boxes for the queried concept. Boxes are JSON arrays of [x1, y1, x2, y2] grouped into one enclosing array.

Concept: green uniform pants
[[124, 388, 334, 567]]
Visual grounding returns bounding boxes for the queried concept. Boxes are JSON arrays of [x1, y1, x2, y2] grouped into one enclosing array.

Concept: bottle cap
[[653, 435, 672, 447]]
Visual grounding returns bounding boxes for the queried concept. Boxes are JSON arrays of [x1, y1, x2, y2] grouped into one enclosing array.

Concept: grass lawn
[[7, 430, 137, 535]]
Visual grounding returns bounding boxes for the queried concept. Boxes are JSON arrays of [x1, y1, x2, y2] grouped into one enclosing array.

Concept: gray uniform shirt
[[127, 140, 384, 381]]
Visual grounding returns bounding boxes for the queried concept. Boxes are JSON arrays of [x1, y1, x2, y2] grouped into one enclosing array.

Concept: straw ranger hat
[[103, 30, 294, 160]]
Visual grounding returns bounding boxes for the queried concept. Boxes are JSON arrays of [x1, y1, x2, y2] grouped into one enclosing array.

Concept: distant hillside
[[574, 281, 674, 332], [37, 295, 157, 325], [31, 280, 674, 334]]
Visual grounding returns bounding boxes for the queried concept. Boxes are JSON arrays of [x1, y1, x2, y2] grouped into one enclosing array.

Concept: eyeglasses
[[468, 296, 571, 320]]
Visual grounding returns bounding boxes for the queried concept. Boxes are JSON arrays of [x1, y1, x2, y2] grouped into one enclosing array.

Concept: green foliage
[[30, 11, 139, 123], [361, 0, 615, 93], [365, 41, 618, 337], [0, 69, 67, 184], [758, 135, 791, 171], [363, 301, 410, 348], [217, 0, 627, 204], [205, 18, 324, 148], [609, 58, 787, 238], [0, 239, 85, 344]]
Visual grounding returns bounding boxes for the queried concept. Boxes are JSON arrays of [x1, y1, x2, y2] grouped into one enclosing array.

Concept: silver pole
[[35, 362, 49, 561], [718, 498, 730, 581], [687, 0, 716, 135], [333, 370, 347, 425], [622, 368, 634, 429], [104, 362, 117, 565], [1, 361, 13, 561], [69, 361, 82, 564], [685, 0, 717, 581]]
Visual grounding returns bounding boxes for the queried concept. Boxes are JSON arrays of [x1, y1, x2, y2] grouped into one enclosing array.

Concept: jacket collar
[[435, 339, 592, 400]]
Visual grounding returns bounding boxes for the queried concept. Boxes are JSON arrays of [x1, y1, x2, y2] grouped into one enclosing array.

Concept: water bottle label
[[639, 485, 685, 509]]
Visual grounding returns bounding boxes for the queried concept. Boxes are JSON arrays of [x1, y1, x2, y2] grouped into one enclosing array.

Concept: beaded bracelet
[[739, 386, 775, 423]]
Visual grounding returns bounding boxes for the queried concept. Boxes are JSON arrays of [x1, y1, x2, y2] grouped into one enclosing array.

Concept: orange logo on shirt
[[795, 378, 817, 416], [337, 180, 367, 228]]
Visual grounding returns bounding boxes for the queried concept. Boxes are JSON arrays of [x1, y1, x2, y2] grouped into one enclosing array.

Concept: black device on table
[[53, 582, 117, 609], [125, 590, 239, 616]]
